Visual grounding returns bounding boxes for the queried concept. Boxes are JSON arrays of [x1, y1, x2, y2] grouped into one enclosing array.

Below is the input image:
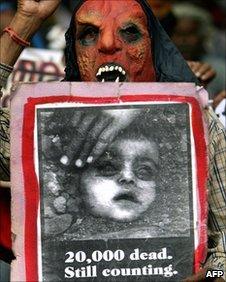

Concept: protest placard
[[10, 82, 207, 281]]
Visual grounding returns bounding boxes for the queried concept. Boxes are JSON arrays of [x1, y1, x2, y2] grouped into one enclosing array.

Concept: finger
[[76, 115, 113, 166], [87, 125, 119, 164], [187, 61, 197, 70], [193, 64, 205, 78], [60, 114, 98, 166], [71, 111, 83, 127], [187, 61, 195, 68], [197, 63, 211, 75], [200, 70, 216, 82], [188, 62, 212, 79], [188, 61, 202, 75], [198, 62, 210, 71]]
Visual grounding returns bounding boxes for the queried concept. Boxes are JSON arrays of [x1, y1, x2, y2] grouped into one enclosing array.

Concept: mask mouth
[[113, 192, 139, 203], [96, 63, 127, 82]]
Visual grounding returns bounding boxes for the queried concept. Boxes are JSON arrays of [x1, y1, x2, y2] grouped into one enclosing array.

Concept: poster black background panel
[[37, 103, 194, 281]]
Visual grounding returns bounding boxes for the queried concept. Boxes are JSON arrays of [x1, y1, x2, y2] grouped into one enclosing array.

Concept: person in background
[[0, 0, 225, 281], [146, 0, 176, 37], [171, 3, 226, 100], [147, 0, 225, 123], [175, 0, 226, 60]]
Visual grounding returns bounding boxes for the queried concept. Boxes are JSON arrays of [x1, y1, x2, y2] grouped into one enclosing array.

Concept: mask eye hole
[[120, 24, 142, 43], [77, 25, 99, 46]]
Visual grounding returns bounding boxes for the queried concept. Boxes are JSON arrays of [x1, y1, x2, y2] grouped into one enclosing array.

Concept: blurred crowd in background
[[0, 0, 225, 113]]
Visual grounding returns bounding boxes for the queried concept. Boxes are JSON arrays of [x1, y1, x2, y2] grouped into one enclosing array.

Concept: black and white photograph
[[36, 103, 195, 281]]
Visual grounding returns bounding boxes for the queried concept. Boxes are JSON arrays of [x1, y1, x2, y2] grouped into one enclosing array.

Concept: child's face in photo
[[80, 138, 159, 222]]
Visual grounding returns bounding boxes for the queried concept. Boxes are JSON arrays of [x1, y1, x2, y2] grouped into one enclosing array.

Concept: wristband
[[3, 26, 30, 47]]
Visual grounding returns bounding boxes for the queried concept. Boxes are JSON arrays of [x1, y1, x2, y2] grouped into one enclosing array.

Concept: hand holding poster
[[10, 82, 208, 281]]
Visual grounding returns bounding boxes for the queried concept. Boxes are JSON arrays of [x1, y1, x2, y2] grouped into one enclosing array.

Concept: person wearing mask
[[0, 1, 225, 281]]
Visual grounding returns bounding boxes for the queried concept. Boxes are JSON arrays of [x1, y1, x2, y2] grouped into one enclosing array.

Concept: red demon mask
[[74, 0, 156, 82]]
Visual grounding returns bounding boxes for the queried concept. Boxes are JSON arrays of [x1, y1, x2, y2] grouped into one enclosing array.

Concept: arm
[[0, 0, 61, 184], [0, 0, 61, 67]]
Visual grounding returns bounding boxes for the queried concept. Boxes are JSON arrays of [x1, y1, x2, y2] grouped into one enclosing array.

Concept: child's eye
[[78, 25, 99, 46], [95, 162, 119, 177], [134, 166, 155, 181]]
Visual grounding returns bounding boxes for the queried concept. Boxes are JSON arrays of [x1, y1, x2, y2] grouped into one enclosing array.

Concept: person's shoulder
[[204, 107, 226, 158]]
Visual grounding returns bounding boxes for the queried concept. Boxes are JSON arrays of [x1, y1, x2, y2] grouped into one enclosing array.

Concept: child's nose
[[117, 167, 135, 186]]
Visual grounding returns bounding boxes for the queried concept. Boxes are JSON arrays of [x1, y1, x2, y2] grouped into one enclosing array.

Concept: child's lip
[[113, 192, 139, 203]]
